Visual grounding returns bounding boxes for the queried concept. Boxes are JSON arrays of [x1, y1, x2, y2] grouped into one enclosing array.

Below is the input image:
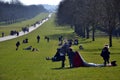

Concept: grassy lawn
[[0, 13, 49, 37], [0, 14, 120, 80]]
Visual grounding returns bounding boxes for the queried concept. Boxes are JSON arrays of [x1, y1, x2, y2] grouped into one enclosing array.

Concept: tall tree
[[0, 1, 47, 24], [56, 0, 120, 46], [100, 0, 120, 47]]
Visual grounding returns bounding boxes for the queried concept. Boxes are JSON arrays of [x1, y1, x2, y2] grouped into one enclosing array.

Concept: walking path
[[0, 13, 52, 42]]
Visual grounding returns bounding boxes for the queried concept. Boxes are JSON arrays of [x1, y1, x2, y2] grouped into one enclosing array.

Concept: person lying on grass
[[23, 46, 39, 52], [46, 51, 117, 68]]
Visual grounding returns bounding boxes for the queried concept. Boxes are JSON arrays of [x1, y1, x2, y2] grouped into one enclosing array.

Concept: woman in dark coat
[[100, 45, 110, 66]]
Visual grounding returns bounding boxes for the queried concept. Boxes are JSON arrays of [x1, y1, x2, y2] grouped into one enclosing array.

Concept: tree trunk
[[92, 25, 95, 41], [83, 26, 86, 38], [109, 33, 112, 47], [74, 24, 85, 37], [86, 26, 90, 39]]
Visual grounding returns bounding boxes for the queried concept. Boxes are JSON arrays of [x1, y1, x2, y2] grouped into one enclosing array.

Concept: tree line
[[56, 0, 120, 47], [0, 0, 47, 24]]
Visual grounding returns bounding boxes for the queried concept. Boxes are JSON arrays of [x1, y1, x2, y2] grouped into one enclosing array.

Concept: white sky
[[3, 0, 62, 5]]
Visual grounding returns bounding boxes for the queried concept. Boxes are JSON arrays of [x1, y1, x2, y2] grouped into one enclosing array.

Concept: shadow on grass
[[51, 66, 84, 70], [51, 67, 75, 70]]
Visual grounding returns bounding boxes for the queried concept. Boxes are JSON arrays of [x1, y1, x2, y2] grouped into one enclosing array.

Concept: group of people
[[58, 36, 79, 47], [46, 41, 117, 68], [16, 40, 39, 52], [15, 34, 117, 67], [15, 35, 41, 51], [15, 34, 50, 51]]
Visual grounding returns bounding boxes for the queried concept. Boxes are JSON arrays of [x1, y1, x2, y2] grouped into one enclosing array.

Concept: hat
[[104, 44, 109, 48], [68, 48, 72, 51]]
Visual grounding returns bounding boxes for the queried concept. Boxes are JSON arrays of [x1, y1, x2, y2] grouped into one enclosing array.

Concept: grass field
[[0, 14, 120, 80]]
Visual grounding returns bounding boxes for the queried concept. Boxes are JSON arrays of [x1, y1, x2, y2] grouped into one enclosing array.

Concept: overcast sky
[[3, 0, 62, 5]]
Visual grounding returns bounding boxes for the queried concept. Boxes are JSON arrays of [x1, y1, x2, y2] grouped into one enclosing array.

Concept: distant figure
[[23, 46, 32, 50], [16, 31, 19, 36], [100, 44, 110, 66], [79, 44, 84, 50], [37, 35, 40, 43], [26, 38, 28, 43], [32, 48, 39, 52], [47, 37, 49, 42], [67, 39, 73, 47], [23, 38, 28, 43], [16, 41, 20, 50], [2, 32, 4, 37], [58, 36, 63, 46], [44, 36, 49, 42], [74, 38, 78, 45]]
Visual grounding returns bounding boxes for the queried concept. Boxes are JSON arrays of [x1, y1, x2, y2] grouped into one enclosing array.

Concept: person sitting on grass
[[79, 44, 84, 50], [32, 48, 39, 52], [46, 47, 66, 68]]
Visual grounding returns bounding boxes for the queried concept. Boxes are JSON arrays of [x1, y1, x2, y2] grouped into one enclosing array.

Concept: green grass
[[0, 13, 49, 37], [0, 14, 120, 80]]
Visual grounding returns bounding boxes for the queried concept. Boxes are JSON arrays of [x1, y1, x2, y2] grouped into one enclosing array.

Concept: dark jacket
[[101, 47, 110, 59]]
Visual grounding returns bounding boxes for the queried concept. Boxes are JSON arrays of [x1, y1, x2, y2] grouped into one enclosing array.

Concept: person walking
[[2, 32, 4, 37], [16, 41, 20, 50], [100, 44, 110, 66], [37, 35, 40, 43]]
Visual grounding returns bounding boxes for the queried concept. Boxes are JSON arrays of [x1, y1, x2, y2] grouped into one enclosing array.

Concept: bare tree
[[56, 0, 120, 46], [99, 0, 119, 47]]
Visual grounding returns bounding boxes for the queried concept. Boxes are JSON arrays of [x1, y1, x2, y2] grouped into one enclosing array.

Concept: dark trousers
[[103, 57, 109, 66], [61, 60, 65, 68], [61, 56, 65, 68]]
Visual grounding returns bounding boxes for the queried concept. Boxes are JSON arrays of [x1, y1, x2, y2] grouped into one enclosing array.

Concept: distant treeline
[[0, 1, 48, 24]]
